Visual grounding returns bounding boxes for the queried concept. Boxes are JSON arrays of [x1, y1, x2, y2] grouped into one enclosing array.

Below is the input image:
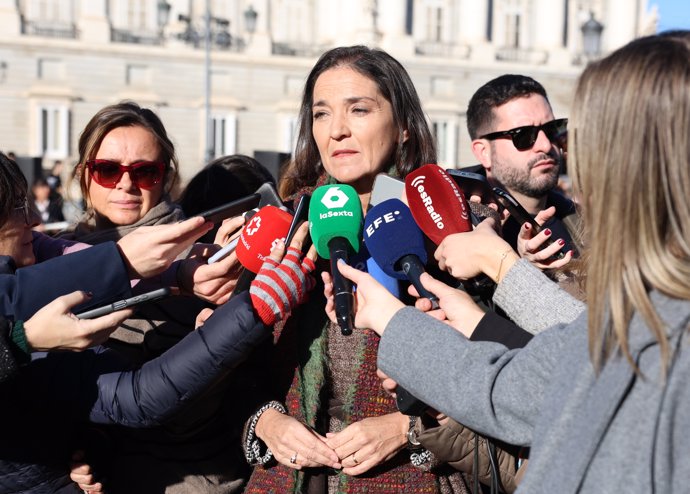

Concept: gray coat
[[378, 262, 690, 493]]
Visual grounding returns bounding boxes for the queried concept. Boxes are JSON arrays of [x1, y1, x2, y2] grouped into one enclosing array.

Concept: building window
[[37, 104, 70, 159], [499, 0, 522, 48], [432, 119, 457, 167], [21, 0, 77, 38], [211, 114, 237, 158], [426, 6, 443, 41], [505, 12, 520, 47], [124, 0, 148, 30], [111, 0, 160, 44], [281, 115, 298, 155]]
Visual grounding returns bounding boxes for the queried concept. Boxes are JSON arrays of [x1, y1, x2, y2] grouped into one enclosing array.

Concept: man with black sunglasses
[[465, 74, 580, 257]]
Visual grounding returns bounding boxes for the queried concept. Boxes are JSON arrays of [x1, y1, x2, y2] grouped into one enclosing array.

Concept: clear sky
[[652, 0, 690, 32]]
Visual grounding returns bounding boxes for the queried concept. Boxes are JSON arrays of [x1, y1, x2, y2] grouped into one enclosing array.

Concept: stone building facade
[[0, 0, 656, 183]]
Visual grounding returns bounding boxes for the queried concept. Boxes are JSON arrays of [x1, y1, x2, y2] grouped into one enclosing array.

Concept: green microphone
[[309, 184, 362, 335]]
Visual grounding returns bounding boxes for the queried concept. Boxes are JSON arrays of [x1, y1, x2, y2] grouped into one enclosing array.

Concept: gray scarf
[[60, 197, 186, 244]]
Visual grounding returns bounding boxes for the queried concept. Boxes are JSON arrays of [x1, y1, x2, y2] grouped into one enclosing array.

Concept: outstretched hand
[[249, 222, 318, 326], [177, 215, 246, 305], [435, 218, 520, 283], [329, 262, 404, 336], [24, 291, 132, 352], [408, 273, 484, 338], [117, 217, 213, 279], [517, 206, 573, 270]]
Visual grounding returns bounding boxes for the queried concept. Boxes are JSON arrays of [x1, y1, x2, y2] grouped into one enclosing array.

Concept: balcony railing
[[22, 20, 78, 39], [495, 47, 548, 64], [112, 28, 164, 46], [272, 41, 328, 57], [415, 40, 458, 57]]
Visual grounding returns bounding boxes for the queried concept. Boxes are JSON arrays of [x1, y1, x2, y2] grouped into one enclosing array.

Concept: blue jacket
[[0, 242, 132, 321]]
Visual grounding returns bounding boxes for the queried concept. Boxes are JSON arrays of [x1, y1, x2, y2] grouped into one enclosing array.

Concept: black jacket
[[0, 292, 267, 494]]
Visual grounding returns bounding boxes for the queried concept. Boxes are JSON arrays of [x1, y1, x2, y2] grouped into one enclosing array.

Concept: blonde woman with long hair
[[332, 32, 690, 493]]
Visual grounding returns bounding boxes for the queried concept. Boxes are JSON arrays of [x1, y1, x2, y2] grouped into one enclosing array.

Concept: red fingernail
[[544, 229, 552, 236], [558, 239, 565, 246], [524, 223, 531, 230]]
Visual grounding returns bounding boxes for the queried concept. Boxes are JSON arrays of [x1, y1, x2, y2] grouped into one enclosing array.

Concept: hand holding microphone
[[230, 205, 294, 298], [404, 164, 501, 291], [250, 222, 317, 326], [308, 184, 363, 336]]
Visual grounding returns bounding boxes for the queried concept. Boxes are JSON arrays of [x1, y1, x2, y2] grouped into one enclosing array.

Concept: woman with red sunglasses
[[71, 101, 180, 237], [57, 102, 253, 494]]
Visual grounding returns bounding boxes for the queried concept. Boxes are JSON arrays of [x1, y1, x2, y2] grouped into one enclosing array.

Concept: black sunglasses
[[480, 118, 568, 151]]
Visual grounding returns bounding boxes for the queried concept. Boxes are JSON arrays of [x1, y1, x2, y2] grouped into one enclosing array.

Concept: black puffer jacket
[[0, 292, 268, 494]]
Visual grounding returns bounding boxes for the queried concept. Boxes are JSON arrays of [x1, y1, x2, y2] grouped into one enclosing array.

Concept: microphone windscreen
[[308, 184, 362, 259], [405, 164, 473, 244], [469, 201, 502, 226], [363, 198, 427, 280], [235, 205, 293, 273]]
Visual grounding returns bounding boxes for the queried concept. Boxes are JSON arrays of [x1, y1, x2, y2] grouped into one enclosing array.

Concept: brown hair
[[279, 45, 436, 198], [76, 101, 179, 211]]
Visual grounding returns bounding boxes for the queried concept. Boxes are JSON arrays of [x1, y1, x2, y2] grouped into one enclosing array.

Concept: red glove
[[250, 247, 316, 326]]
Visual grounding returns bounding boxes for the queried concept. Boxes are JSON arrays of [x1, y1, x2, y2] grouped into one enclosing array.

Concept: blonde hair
[[570, 32, 690, 373]]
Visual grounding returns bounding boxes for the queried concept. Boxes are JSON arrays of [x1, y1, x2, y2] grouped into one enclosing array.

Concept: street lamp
[[581, 11, 604, 59], [157, 1, 171, 32], [244, 5, 258, 37]]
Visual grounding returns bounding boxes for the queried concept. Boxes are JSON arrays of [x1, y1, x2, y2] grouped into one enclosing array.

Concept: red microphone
[[405, 164, 497, 294], [236, 205, 293, 273], [405, 164, 473, 245]]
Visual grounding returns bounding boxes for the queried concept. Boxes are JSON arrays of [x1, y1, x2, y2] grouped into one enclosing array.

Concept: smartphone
[[256, 182, 284, 208], [492, 187, 565, 259], [445, 168, 496, 204], [285, 194, 311, 248], [206, 208, 259, 264], [75, 287, 172, 319], [370, 173, 405, 208], [199, 194, 261, 224]]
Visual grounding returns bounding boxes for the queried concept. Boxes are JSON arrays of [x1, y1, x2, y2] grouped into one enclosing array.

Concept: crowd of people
[[1, 30, 689, 494]]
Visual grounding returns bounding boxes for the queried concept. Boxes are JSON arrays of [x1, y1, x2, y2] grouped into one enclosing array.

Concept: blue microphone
[[364, 198, 439, 308]]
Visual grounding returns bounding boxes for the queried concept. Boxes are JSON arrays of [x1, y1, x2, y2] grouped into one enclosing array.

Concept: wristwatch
[[406, 415, 423, 451]]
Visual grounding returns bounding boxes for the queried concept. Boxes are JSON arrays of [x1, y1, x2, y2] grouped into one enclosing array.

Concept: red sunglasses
[[86, 159, 165, 189]]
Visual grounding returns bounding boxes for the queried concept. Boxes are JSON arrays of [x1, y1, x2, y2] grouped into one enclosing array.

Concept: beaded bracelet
[[410, 449, 433, 467], [244, 401, 287, 465]]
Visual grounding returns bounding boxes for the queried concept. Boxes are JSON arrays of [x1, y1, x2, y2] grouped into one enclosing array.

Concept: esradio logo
[[410, 175, 444, 230]]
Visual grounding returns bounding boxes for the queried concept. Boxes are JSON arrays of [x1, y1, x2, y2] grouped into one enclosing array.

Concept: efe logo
[[321, 186, 349, 209]]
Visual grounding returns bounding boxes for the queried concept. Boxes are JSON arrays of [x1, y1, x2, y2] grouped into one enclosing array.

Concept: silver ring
[[289, 452, 298, 464], [352, 454, 359, 465]]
